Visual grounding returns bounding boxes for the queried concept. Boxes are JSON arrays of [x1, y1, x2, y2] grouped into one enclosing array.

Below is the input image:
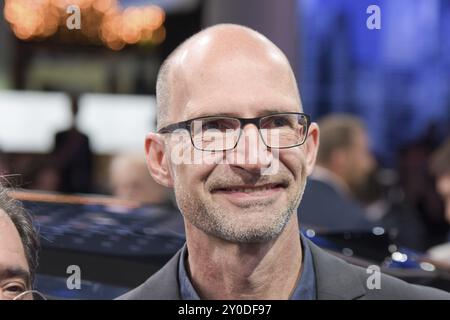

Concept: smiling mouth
[[211, 183, 287, 194]]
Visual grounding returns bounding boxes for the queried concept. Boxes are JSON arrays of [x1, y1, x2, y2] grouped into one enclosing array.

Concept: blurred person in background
[[28, 163, 60, 192], [427, 137, 450, 265], [351, 124, 447, 251], [51, 94, 93, 194], [0, 185, 40, 300], [109, 154, 171, 205], [109, 154, 184, 234], [297, 114, 375, 231], [395, 126, 449, 249]]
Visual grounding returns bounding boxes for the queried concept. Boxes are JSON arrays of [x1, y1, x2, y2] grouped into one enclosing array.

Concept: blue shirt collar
[[178, 234, 317, 300]]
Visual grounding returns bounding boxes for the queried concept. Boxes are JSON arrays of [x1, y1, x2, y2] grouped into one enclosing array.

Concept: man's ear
[[304, 122, 319, 176], [145, 132, 174, 188]]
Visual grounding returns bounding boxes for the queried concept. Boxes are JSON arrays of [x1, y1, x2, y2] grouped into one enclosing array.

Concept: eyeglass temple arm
[[157, 121, 189, 134]]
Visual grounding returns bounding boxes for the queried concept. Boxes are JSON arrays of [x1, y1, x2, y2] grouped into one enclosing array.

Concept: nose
[[226, 124, 273, 173]]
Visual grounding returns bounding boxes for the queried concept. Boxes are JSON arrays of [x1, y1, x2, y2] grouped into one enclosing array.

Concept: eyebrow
[[186, 108, 295, 119], [0, 266, 31, 284]]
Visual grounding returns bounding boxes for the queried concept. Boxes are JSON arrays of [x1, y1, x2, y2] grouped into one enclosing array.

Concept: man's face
[[159, 44, 318, 243], [343, 128, 375, 190], [0, 210, 31, 300], [436, 173, 450, 223]]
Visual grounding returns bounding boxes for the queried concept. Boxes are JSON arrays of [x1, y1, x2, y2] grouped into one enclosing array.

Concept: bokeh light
[[4, 0, 166, 50]]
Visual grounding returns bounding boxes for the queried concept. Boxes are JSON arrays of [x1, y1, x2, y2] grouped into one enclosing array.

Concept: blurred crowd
[[297, 114, 450, 261]]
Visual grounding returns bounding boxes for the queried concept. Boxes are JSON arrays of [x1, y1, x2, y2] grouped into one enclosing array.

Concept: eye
[[263, 115, 293, 128], [202, 119, 237, 131], [273, 117, 289, 127], [3, 283, 26, 299], [202, 120, 220, 130], [6, 284, 25, 293]]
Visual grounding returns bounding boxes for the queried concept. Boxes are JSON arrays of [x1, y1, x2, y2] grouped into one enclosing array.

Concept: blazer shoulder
[[116, 250, 182, 300], [307, 238, 450, 300], [359, 268, 450, 300]]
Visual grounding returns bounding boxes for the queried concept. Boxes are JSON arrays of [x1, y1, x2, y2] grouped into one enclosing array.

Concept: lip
[[211, 183, 286, 202]]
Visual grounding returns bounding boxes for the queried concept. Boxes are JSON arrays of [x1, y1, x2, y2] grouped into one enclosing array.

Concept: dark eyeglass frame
[[157, 112, 311, 151]]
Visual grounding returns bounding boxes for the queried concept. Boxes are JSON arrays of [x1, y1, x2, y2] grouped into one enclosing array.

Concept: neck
[[184, 217, 302, 299]]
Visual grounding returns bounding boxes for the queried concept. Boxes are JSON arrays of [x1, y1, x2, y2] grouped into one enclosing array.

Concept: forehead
[[168, 37, 301, 121], [0, 210, 29, 273]]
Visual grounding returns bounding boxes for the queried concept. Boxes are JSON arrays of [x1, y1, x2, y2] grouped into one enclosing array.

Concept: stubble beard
[[174, 165, 308, 244]]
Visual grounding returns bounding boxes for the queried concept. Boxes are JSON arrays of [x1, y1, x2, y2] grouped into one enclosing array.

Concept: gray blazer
[[117, 239, 450, 300]]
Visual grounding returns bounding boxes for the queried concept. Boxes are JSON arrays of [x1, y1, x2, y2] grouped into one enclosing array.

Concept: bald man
[[119, 24, 450, 300]]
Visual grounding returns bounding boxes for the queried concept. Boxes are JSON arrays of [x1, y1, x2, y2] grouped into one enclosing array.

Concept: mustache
[[205, 169, 292, 191]]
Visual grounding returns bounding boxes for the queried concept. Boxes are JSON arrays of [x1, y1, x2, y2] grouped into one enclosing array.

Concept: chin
[[214, 227, 283, 244]]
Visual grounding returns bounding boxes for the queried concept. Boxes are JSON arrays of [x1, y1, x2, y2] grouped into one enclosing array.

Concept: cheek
[[169, 137, 224, 168], [173, 161, 216, 193], [354, 156, 365, 172], [169, 138, 226, 195], [349, 151, 364, 171], [279, 149, 305, 180], [363, 153, 374, 170]]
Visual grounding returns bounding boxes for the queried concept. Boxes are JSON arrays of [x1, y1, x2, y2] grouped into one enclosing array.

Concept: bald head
[[109, 154, 169, 204], [156, 24, 300, 130]]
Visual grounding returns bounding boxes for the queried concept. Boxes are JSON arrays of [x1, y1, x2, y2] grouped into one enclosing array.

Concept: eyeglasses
[[12, 290, 47, 300], [158, 112, 311, 151]]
